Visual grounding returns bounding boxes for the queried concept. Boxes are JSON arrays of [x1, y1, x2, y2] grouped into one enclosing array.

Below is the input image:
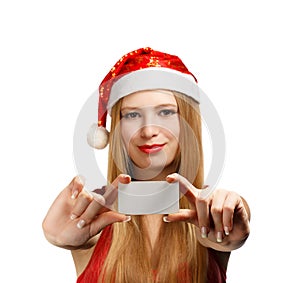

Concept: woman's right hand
[[42, 174, 131, 249]]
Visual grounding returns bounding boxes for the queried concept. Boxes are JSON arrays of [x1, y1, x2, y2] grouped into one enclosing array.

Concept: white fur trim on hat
[[107, 67, 201, 112]]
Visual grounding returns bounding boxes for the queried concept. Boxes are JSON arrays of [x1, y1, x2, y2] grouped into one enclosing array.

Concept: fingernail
[[71, 190, 79, 199], [123, 216, 131, 223], [163, 216, 171, 223], [216, 232, 223, 243], [76, 175, 86, 185], [224, 226, 230, 236], [121, 174, 131, 181], [77, 219, 86, 229], [166, 174, 176, 181], [166, 177, 173, 182], [201, 227, 208, 238], [70, 214, 77, 220]]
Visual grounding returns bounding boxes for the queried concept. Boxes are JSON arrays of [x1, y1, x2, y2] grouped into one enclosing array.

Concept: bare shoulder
[[71, 234, 101, 277]]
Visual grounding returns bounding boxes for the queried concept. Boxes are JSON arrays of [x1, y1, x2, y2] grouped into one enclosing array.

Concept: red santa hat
[[87, 47, 201, 149]]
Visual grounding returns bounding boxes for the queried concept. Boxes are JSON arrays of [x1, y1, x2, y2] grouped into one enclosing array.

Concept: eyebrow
[[121, 103, 178, 112]]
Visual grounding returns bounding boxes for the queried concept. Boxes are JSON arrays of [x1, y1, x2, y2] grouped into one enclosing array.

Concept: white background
[[1, 1, 299, 282]]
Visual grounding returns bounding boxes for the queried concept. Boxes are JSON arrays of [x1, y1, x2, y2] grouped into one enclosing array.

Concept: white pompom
[[87, 123, 109, 149]]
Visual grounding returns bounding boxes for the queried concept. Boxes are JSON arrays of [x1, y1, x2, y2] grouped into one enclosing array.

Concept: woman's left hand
[[165, 173, 250, 251]]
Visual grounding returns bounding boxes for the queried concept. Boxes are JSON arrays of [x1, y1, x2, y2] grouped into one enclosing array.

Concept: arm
[[42, 175, 132, 276], [71, 234, 100, 276]]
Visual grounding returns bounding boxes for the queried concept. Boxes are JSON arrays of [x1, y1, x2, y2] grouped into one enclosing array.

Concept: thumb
[[89, 211, 131, 236]]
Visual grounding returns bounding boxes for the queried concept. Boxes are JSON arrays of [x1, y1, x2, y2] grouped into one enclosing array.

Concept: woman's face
[[120, 90, 180, 177]]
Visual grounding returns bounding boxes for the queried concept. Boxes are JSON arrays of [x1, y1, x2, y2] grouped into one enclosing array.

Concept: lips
[[138, 144, 165, 154]]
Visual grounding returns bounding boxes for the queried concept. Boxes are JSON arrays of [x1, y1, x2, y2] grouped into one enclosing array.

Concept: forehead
[[121, 90, 177, 108]]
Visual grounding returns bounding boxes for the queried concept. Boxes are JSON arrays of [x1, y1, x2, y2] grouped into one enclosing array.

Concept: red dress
[[77, 225, 226, 283]]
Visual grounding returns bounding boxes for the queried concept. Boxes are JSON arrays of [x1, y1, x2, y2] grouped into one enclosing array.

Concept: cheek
[[120, 121, 139, 149], [165, 119, 180, 142]]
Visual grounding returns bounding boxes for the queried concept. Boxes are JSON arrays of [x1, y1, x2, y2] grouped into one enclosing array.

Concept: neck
[[130, 163, 177, 181], [133, 170, 167, 181], [142, 214, 163, 250]]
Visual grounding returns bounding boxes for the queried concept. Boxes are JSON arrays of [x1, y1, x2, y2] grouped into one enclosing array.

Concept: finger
[[210, 190, 228, 242], [222, 192, 241, 235], [104, 174, 131, 207], [111, 173, 131, 187], [166, 173, 198, 203], [76, 198, 107, 229], [195, 190, 211, 239], [69, 176, 85, 200], [70, 189, 93, 220], [85, 174, 131, 216], [163, 209, 198, 226]]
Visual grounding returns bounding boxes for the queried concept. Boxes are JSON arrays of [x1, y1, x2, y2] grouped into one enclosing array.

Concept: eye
[[122, 111, 141, 119], [158, 109, 177, 117]]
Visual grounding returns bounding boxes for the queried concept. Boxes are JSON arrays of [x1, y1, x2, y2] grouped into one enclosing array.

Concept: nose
[[140, 108, 159, 139], [140, 123, 159, 138]]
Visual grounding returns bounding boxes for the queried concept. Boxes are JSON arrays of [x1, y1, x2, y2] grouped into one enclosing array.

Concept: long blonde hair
[[100, 91, 208, 282]]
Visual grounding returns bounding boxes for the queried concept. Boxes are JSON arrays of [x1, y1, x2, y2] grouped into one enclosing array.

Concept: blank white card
[[118, 181, 179, 215]]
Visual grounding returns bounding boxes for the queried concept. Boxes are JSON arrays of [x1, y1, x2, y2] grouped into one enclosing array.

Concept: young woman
[[42, 47, 250, 283]]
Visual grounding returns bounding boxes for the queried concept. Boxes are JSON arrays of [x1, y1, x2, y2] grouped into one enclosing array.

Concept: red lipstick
[[138, 144, 165, 154]]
